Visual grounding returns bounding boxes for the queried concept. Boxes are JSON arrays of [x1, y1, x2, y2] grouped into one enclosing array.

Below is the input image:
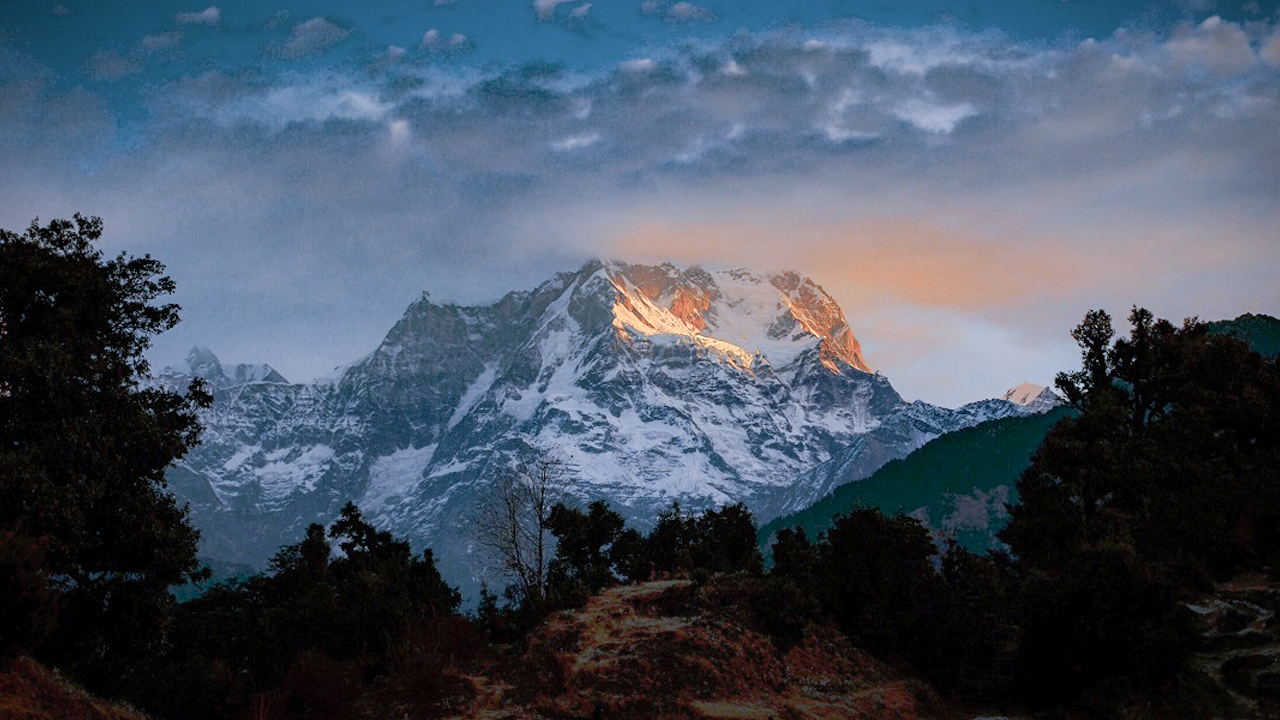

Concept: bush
[[0, 528, 59, 663]]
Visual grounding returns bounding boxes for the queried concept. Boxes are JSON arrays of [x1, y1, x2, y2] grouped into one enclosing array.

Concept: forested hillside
[[760, 407, 1073, 555]]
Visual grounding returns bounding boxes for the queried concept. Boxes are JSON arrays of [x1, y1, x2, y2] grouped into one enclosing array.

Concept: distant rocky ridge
[[179, 346, 289, 388], [156, 260, 1050, 595]]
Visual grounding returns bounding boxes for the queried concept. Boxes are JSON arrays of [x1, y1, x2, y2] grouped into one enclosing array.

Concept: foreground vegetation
[[4, 216, 1280, 719]]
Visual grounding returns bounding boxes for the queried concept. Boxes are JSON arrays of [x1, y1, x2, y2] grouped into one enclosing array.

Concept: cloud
[[85, 51, 142, 80], [607, 216, 1090, 310], [51, 5, 72, 17], [154, 72, 395, 130], [174, 6, 220, 25], [421, 29, 470, 52], [5, 19, 1279, 406], [272, 17, 350, 59], [862, 27, 1012, 76], [640, 0, 715, 22], [620, 57, 656, 72], [570, 3, 592, 19], [534, 0, 575, 20], [1262, 27, 1280, 66], [1166, 16, 1258, 74], [666, 2, 714, 23], [140, 31, 184, 53], [551, 132, 602, 151], [231, 86, 390, 128], [892, 98, 976, 133]]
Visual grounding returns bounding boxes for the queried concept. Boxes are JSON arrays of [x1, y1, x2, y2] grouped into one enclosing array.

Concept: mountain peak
[[176, 346, 288, 387], [601, 261, 870, 374], [185, 346, 224, 380], [1003, 382, 1060, 411], [168, 259, 1030, 603]]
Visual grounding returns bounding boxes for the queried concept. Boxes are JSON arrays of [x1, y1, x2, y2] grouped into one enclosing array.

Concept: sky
[[1, 0, 1278, 408]]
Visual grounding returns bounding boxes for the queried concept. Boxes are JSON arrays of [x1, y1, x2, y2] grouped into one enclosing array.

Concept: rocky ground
[[440, 579, 969, 720], [1186, 572, 1280, 719]]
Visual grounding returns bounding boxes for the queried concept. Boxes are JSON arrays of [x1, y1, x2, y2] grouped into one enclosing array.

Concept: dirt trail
[[441, 579, 943, 720], [1184, 573, 1280, 718], [566, 580, 694, 673], [450, 673, 515, 720]]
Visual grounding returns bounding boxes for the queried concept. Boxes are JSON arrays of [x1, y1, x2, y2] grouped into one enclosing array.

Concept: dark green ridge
[[1208, 313, 1280, 357], [761, 407, 1074, 557]]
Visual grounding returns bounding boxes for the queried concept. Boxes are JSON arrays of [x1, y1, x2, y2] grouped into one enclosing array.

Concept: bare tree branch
[[471, 452, 572, 607]]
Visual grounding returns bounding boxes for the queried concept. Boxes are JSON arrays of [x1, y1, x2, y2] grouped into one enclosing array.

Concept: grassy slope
[[760, 408, 1073, 554], [0, 657, 151, 720]]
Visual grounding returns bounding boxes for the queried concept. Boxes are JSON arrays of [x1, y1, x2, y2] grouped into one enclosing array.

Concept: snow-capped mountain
[[176, 346, 290, 389], [160, 260, 1049, 593], [1002, 382, 1061, 414]]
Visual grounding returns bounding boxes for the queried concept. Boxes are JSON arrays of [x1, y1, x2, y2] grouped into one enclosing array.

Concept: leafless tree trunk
[[472, 453, 571, 607]]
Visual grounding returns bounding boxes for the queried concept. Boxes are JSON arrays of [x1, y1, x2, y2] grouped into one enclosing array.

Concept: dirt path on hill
[[441, 579, 952, 720], [565, 580, 694, 673]]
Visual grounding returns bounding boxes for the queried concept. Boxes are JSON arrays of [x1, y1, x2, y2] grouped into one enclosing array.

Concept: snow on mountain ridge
[[164, 347, 290, 388], [1002, 382, 1061, 413], [602, 261, 870, 375], [160, 259, 1047, 600], [1003, 382, 1045, 406]]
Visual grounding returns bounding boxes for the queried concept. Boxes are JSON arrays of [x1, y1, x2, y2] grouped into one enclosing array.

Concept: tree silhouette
[[1001, 307, 1280, 707], [1004, 307, 1280, 578], [546, 500, 625, 605], [693, 502, 763, 575], [0, 215, 210, 679], [472, 453, 571, 608]]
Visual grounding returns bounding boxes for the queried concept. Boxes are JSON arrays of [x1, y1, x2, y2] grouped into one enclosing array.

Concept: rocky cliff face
[[159, 260, 1043, 594]]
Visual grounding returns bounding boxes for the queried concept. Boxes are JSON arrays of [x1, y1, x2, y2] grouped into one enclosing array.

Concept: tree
[[1000, 307, 1280, 708], [610, 527, 648, 583], [817, 507, 940, 663], [0, 215, 210, 675], [324, 502, 461, 658], [645, 500, 696, 576], [619, 501, 764, 582], [139, 506, 462, 720], [546, 499, 625, 605], [769, 526, 815, 587], [693, 502, 763, 575], [472, 453, 571, 608], [1003, 307, 1280, 579]]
